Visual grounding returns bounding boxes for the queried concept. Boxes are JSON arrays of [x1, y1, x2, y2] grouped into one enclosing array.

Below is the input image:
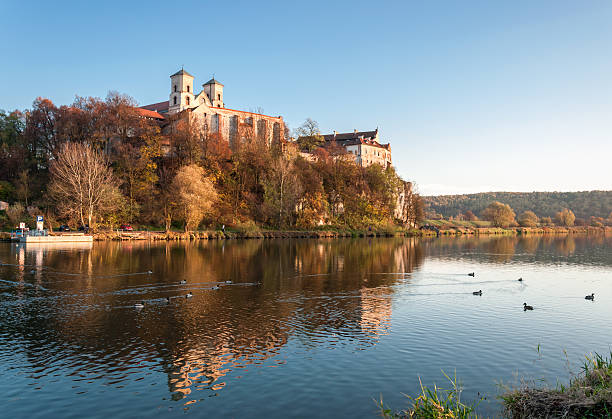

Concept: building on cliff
[[139, 69, 285, 148], [297, 129, 392, 168], [322, 129, 392, 168]]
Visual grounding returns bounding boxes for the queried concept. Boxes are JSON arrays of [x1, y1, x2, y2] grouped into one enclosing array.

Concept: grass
[[377, 371, 482, 418], [501, 352, 612, 418]]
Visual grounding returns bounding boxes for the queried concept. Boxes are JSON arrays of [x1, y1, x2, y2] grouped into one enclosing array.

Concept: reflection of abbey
[[139, 69, 392, 167], [140, 69, 285, 147]]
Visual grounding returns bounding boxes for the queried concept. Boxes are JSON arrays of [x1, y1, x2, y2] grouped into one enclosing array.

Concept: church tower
[[168, 69, 195, 114], [203, 77, 224, 108]]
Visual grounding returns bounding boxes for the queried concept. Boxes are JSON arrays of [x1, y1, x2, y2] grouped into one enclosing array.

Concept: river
[[1, 235, 611, 417]]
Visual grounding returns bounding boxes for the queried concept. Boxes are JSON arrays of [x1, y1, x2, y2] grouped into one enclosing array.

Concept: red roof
[[136, 108, 165, 120]]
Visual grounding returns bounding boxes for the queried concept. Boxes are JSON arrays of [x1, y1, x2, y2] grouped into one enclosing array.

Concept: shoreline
[[0, 226, 609, 242]]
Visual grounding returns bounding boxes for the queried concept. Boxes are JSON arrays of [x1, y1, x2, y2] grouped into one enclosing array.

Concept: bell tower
[[203, 77, 224, 108], [168, 68, 195, 114]]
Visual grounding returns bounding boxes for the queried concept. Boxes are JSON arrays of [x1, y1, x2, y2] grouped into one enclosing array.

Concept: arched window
[[173, 96, 177, 105], [187, 85, 190, 92], [186, 97, 190, 105], [174, 85, 177, 92], [217, 94, 221, 100]]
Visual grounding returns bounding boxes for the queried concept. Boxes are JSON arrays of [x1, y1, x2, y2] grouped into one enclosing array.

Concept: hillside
[[424, 191, 612, 220]]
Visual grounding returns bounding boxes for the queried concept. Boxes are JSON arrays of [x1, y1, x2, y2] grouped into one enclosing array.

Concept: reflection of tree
[[3, 237, 424, 404], [555, 236, 576, 256], [518, 236, 541, 254]]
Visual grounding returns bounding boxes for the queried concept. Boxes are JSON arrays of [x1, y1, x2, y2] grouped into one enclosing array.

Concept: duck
[[585, 293, 595, 300], [134, 301, 145, 308], [147, 270, 153, 274], [518, 278, 523, 282], [211, 286, 220, 290], [179, 280, 187, 285], [165, 297, 171, 303], [468, 272, 475, 277], [472, 290, 482, 296], [185, 292, 193, 298], [523, 303, 534, 311], [225, 280, 232, 284]]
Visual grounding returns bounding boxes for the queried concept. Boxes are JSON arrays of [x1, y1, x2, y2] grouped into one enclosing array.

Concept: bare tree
[[48, 142, 121, 228]]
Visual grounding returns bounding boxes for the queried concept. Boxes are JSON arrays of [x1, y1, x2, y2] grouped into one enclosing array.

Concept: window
[[187, 97, 190, 105], [217, 94, 221, 100], [174, 85, 177, 92], [173, 96, 177, 105], [187, 85, 190, 92]]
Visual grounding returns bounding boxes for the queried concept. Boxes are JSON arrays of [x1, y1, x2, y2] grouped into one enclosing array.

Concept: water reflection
[[1, 234, 611, 417], [0, 238, 423, 406]]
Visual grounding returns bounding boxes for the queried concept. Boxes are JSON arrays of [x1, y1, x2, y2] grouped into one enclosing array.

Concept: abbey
[[140, 69, 285, 147]]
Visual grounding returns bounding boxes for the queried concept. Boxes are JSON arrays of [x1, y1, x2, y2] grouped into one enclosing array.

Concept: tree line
[[425, 191, 612, 221], [0, 94, 423, 231], [455, 201, 611, 228]]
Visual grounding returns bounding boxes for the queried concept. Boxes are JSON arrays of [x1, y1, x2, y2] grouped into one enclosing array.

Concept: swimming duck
[[518, 278, 523, 282], [135, 301, 145, 308], [186, 292, 193, 298], [468, 272, 475, 277], [211, 286, 220, 290], [147, 270, 153, 274], [179, 280, 186, 285], [225, 280, 232, 284], [166, 297, 171, 303], [585, 293, 594, 300], [523, 303, 534, 311], [472, 290, 482, 295]]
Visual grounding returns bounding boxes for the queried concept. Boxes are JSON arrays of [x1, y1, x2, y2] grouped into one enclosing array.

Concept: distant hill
[[424, 191, 612, 220]]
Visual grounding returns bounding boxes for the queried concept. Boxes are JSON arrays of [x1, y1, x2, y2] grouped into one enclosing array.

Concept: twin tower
[[168, 69, 224, 114]]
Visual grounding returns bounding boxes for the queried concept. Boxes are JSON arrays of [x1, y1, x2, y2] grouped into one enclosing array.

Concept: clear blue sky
[[2, 0, 611, 195]]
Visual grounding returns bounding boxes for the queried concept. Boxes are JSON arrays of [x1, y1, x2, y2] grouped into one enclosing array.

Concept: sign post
[[36, 215, 44, 231]]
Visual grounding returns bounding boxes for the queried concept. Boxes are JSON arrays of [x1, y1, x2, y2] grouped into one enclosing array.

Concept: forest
[[0, 94, 423, 232], [425, 191, 612, 221]]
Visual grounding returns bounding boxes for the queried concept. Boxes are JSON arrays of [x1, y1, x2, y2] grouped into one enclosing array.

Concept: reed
[[377, 371, 482, 418]]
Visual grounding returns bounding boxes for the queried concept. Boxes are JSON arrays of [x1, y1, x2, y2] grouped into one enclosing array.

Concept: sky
[[1, 0, 611, 195]]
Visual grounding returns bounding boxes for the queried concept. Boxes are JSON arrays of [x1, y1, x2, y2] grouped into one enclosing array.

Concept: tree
[[171, 164, 217, 232], [295, 118, 324, 152], [555, 208, 575, 227], [262, 154, 300, 227], [464, 210, 477, 221], [481, 201, 516, 227], [518, 210, 539, 227], [48, 142, 121, 228]]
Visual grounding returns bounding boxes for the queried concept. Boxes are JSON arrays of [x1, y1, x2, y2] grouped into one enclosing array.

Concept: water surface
[[0, 235, 611, 417]]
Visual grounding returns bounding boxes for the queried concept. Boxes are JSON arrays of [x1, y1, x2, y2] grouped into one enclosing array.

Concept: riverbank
[[1, 225, 610, 241], [420, 223, 612, 237], [379, 352, 612, 419]]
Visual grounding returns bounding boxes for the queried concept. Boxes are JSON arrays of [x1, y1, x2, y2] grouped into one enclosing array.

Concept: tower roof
[[171, 68, 194, 78], [204, 77, 224, 86]]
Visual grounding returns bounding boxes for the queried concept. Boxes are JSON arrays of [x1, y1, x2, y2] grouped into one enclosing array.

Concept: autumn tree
[[295, 118, 324, 152], [555, 208, 575, 227], [262, 154, 300, 227], [481, 201, 516, 227], [464, 210, 477, 221], [48, 142, 122, 228], [518, 210, 539, 227], [171, 164, 217, 232]]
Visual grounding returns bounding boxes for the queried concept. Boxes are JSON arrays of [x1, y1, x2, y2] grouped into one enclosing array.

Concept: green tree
[[481, 201, 516, 227], [518, 210, 539, 227]]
